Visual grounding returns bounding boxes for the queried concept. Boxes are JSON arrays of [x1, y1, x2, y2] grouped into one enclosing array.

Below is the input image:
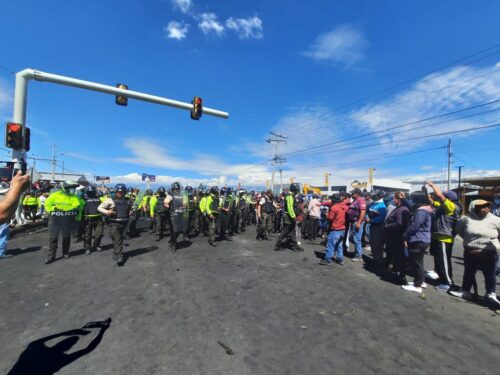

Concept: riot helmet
[[289, 183, 300, 194], [171, 182, 181, 191], [157, 187, 166, 197]]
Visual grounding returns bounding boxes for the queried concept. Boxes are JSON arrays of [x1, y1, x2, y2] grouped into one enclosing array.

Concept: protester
[[367, 190, 387, 265], [401, 191, 433, 293], [307, 194, 321, 240], [347, 188, 366, 262], [320, 193, 349, 266], [424, 181, 462, 292], [384, 191, 410, 282], [450, 200, 500, 307]]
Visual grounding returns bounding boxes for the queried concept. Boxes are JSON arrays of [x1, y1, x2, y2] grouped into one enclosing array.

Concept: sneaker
[[63, 254, 70, 259], [351, 257, 363, 262], [0, 254, 13, 259], [407, 281, 427, 289], [209, 241, 217, 247], [486, 293, 500, 305], [44, 257, 55, 265], [449, 290, 472, 300], [96, 246, 103, 252], [435, 283, 451, 292], [85, 249, 91, 255], [425, 270, 439, 280], [319, 259, 332, 266], [401, 285, 422, 293], [336, 259, 344, 265]]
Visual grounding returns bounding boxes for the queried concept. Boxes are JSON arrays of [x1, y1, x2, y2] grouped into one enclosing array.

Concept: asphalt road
[[1, 220, 499, 374]]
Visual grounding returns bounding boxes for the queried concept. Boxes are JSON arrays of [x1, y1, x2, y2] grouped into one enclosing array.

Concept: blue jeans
[[0, 223, 10, 256], [325, 230, 344, 262], [349, 222, 364, 257]]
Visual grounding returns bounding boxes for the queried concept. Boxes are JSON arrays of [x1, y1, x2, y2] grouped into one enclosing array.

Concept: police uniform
[[98, 189, 132, 265], [45, 188, 83, 263], [82, 193, 104, 254], [22, 193, 39, 222], [257, 192, 275, 240], [205, 189, 220, 246], [275, 185, 303, 251], [169, 185, 187, 251], [150, 190, 170, 241]]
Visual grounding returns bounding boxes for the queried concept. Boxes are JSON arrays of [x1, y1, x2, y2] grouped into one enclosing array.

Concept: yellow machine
[[302, 184, 321, 195]]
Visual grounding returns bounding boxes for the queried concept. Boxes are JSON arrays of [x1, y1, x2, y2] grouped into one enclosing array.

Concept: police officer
[[275, 183, 304, 252], [168, 182, 187, 252], [22, 191, 39, 222], [149, 187, 169, 241], [257, 190, 275, 241], [205, 186, 219, 247], [45, 181, 83, 264], [234, 189, 247, 234], [199, 190, 209, 236], [98, 183, 132, 266], [138, 189, 153, 219], [82, 186, 104, 255], [218, 187, 231, 241], [184, 186, 196, 238]]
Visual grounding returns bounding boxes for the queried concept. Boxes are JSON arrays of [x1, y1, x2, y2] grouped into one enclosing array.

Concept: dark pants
[[274, 211, 282, 233], [277, 215, 297, 246], [462, 250, 498, 294], [385, 233, 406, 276], [208, 216, 217, 243], [257, 212, 273, 239], [408, 242, 429, 287], [155, 214, 168, 240], [430, 239, 454, 285], [24, 206, 37, 221], [109, 222, 126, 261], [307, 217, 319, 240], [48, 237, 71, 259], [369, 223, 386, 264], [84, 217, 103, 250], [218, 211, 228, 240]]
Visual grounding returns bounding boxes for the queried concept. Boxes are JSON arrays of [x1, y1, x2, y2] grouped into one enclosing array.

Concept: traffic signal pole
[[11, 68, 230, 163]]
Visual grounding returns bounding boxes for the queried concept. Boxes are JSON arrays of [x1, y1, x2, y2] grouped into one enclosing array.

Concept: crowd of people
[[1, 176, 499, 310]]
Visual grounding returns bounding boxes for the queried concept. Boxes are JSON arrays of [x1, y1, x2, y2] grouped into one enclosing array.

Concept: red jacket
[[327, 203, 348, 231]]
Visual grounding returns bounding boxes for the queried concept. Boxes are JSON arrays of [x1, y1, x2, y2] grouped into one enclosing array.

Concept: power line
[[286, 105, 500, 160], [280, 98, 500, 158]]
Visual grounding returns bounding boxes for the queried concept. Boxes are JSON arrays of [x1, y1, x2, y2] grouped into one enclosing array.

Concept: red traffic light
[[191, 96, 203, 120], [5, 122, 23, 149]]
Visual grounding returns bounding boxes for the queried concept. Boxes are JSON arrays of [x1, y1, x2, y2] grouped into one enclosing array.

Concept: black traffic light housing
[[115, 83, 128, 106], [24, 127, 31, 152], [191, 96, 203, 120], [5, 122, 23, 149]]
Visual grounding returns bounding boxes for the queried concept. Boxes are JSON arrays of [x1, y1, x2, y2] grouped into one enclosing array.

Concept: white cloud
[[303, 24, 368, 68], [164, 21, 189, 40], [171, 0, 192, 14], [225, 16, 263, 39], [198, 13, 225, 36], [421, 165, 434, 171], [350, 63, 500, 152], [116, 138, 270, 185]]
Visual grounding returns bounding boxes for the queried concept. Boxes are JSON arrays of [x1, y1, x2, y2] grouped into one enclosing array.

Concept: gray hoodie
[[455, 201, 500, 252]]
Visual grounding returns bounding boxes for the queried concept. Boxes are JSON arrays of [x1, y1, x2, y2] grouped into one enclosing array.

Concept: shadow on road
[[6, 246, 42, 257], [7, 318, 111, 375]]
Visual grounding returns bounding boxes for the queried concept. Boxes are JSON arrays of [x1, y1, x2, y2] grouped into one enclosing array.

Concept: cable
[[286, 106, 500, 160], [285, 67, 500, 139], [280, 98, 500, 158]]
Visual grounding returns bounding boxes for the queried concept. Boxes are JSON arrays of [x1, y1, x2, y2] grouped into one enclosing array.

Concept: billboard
[[141, 173, 156, 182], [96, 176, 110, 183]]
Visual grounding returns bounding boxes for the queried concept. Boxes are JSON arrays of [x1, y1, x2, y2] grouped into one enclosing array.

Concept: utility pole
[[51, 144, 56, 183], [447, 139, 452, 191], [266, 132, 287, 193], [457, 165, 464, 187], [324, 172, 331, 193], [368, 168, 375, 191]]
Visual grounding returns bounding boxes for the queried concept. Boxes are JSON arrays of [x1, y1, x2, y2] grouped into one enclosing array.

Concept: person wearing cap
[[450, 199, 500, 307], [367, 190, 387, 266], [425, 181, 462, 291], [347, 188, 367, 262], [44, 181, 83, 264]]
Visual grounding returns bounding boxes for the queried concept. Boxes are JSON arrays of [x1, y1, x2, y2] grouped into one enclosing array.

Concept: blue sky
[[0, 0, 499, 188]]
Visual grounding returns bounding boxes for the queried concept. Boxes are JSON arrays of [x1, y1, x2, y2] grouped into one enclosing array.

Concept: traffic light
[[24, 127, 31, 152], [5, 122, 23, 149], [191, 96, 203, 120], [115, 83, 128, 106]]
